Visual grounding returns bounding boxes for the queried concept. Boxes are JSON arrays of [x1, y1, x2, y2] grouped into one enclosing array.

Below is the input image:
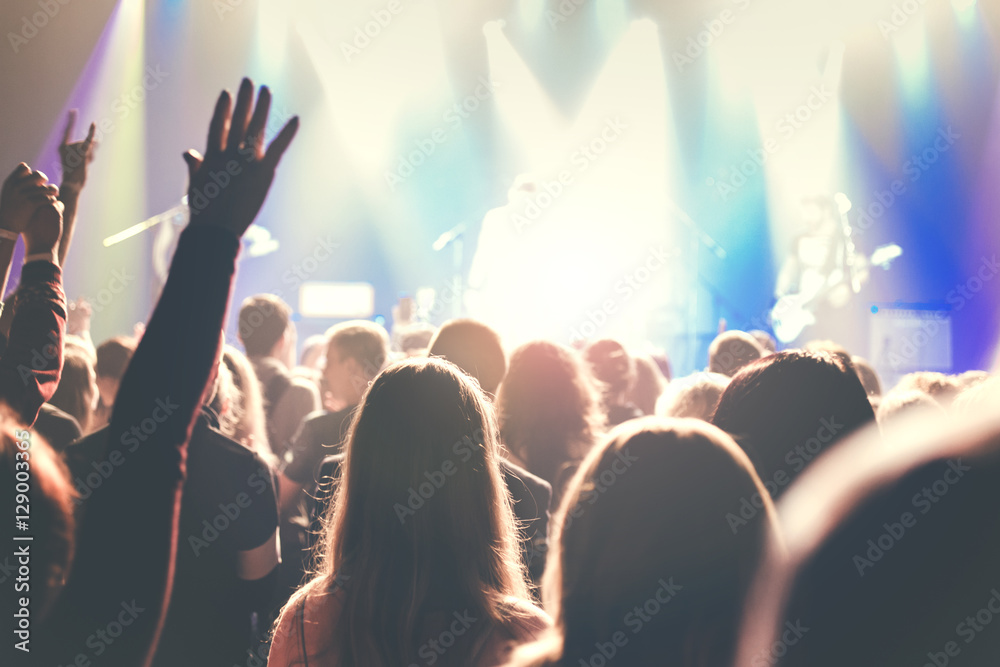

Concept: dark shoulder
[[193, 418, 273, 480]]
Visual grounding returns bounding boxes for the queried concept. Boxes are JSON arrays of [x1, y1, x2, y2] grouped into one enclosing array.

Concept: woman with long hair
[[269, 357, 549, 666], [509, 417, 781, 667], [219, 343, 276, 466], [496, 341, 604, 503]]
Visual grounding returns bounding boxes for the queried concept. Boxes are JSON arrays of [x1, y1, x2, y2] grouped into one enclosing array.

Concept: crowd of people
[[2, 78, 998, 667]]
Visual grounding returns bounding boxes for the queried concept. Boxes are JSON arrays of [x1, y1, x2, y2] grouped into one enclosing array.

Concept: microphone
[[102, 197, 189, 247]]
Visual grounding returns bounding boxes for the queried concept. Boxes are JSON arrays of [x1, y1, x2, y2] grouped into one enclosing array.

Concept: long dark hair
[[283, 357, 531, 666]]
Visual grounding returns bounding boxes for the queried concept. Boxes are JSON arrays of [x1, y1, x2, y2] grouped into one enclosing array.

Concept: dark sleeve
[[0, 260, 66, 426], [234, 461, 279, 554], [281, 416, 321, 486], [41, 224, 240, 667], [234, 461, 280, 632]]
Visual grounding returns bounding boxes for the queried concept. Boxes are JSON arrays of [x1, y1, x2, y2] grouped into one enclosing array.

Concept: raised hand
[[59, 110, 97, 195], [0, 164, 59, 235], [22, 196, 64, 263], [182, 78, 298, 237]]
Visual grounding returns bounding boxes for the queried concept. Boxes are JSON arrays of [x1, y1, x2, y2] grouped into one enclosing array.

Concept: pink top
[[269, 588, 551, 666]]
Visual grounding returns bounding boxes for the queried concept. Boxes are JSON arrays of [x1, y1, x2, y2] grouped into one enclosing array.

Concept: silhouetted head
[[497, 341, 604, 497], [516, 418, 780, 666], [712, 350, 875, 498], [628, 354, 667, 416], [428, 318, 506, 397], [238, 294, 294, 365], [734, 409, 1000, 667], [323, 320, 390, 410]]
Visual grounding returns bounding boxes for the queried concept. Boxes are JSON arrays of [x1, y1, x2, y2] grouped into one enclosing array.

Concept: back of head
[[326, 320, 390, 381], [891, 371, 960, 405], [428, 318, 506, 396], [712, 350, 875, 498], [50, 348, 97, 434], [314, 357, 527, 664], [657, 372, 730, 422], [497, 341, 604, 492], [238, 294, 291, 357], [708, 330, 765, 377], [398, 322, 437, 357], [219, 345, 274, 464], [584, 339, 635, 397], [750, 329, 777, 354], [734, 409, 1000, 667], [544, 417, 778, 666], [628, 354, 667, 416], [876, 389, 944, 425], [95, 336, 136, 381]]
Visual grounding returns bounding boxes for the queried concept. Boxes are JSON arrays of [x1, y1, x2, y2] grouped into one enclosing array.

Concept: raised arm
[[41, 79, 298, 667], [0, 164, 66, 424], [56, 110, 97, 267]]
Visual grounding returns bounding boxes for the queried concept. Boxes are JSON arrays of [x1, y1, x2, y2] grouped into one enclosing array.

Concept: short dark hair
[[712, 350, 875, 498], [95, 336, 136, 380], [238, 294, 291, 357], [428, 319, 506, 396]]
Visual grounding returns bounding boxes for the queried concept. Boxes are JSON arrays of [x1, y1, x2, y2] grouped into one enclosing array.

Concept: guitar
[[771, 243, 902, 343]]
